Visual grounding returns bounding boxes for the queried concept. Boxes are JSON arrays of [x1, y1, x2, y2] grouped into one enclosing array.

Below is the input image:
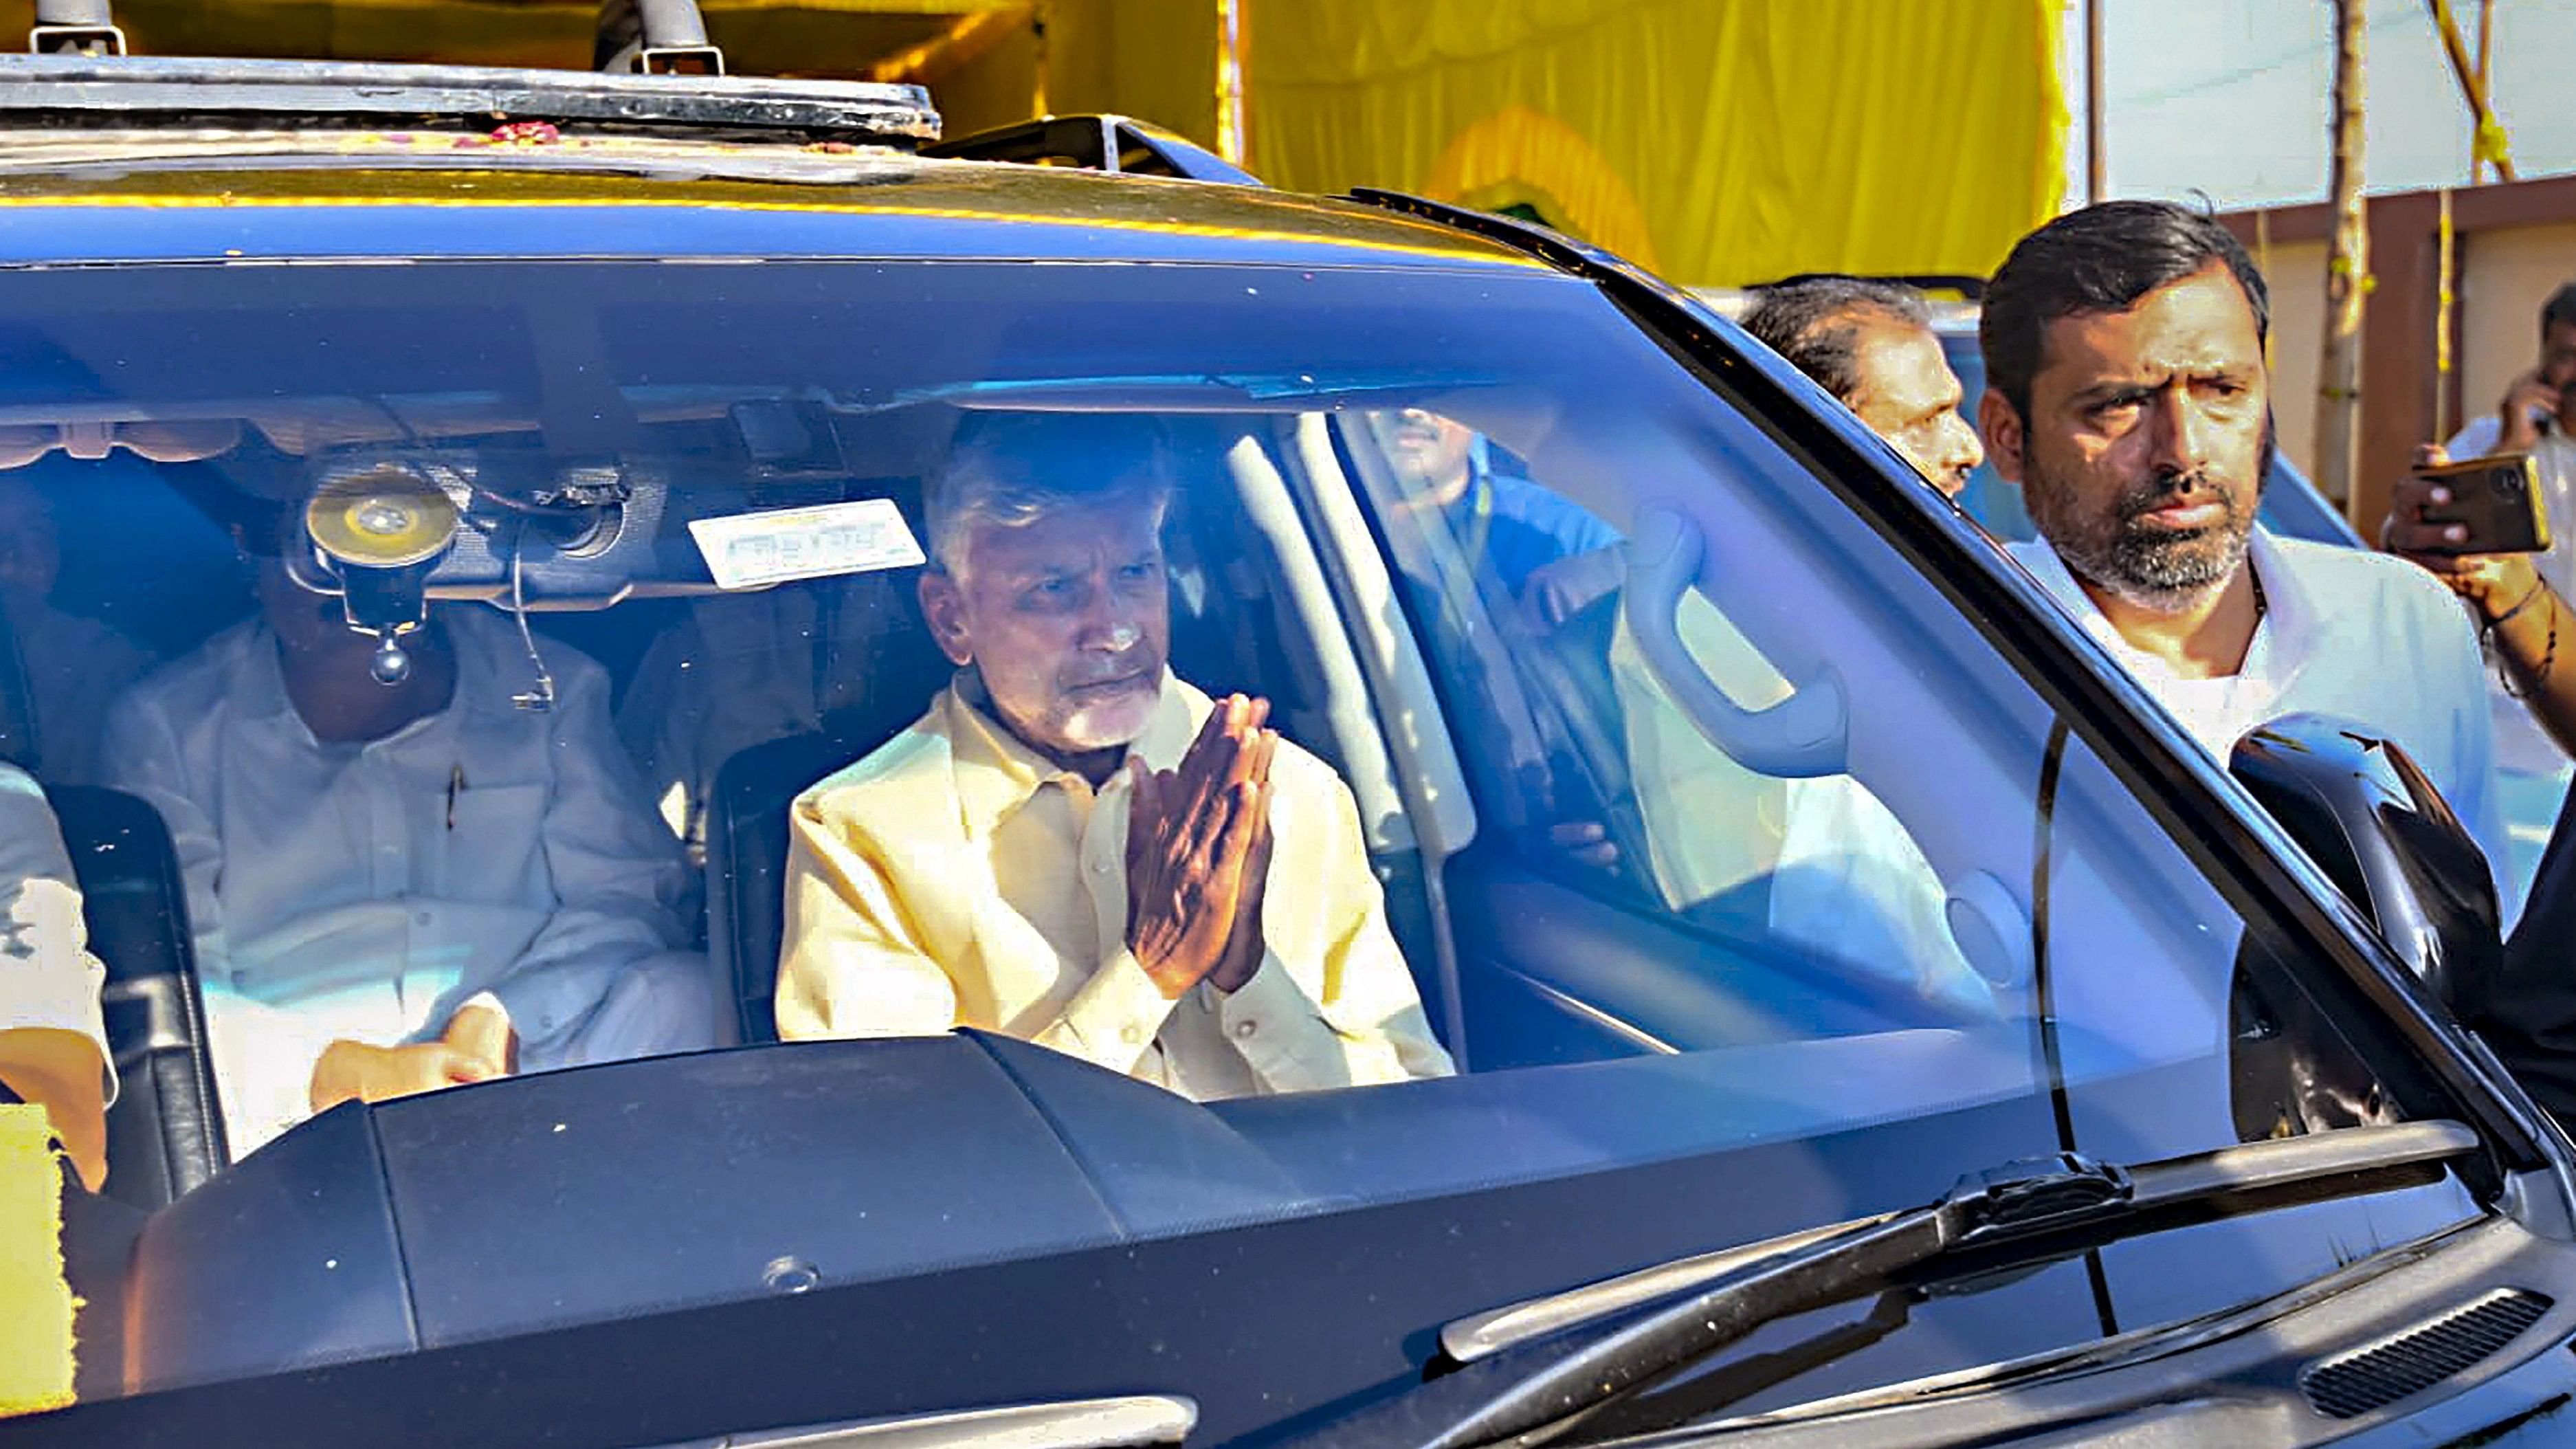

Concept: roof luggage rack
[[924, 114, 1258, 186], [0, 54, 940, 144], [28, 0, 123, 56], [6, 0, 932, 143]]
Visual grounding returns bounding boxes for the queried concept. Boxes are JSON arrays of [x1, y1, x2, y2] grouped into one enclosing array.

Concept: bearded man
[[1977, 200, 2508, 887]]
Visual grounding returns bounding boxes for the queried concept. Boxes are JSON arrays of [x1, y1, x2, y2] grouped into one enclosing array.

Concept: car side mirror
[[2228, 712, 2504, 1016]]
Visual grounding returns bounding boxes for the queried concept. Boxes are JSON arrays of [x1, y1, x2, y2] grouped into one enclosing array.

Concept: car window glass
[[0, 256, 2480, 1404]]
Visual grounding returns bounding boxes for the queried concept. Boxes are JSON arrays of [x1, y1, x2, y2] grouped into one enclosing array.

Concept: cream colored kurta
[[775, 673, 1453, 1098]]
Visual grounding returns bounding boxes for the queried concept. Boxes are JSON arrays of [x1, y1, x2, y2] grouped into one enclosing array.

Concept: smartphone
[[2414, 452, 2552, 555]]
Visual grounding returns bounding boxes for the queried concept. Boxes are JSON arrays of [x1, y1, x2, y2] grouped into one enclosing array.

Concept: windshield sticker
[[687, 498, 926, 590]]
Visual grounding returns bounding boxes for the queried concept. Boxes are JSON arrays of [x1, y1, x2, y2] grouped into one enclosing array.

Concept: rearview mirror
[[2228, 712, 2503, 1015]]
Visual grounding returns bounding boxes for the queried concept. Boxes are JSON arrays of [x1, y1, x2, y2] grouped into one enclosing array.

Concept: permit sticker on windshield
[[688, 498, 926, 590]]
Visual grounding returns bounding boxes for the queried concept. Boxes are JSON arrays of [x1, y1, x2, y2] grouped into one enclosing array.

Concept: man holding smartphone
[[2434, 283, 2576, 612], [2386, 452, 2576, 761], [2387, 289, 2576, 1129]]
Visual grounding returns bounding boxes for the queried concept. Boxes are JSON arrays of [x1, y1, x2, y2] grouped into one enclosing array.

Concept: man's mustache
[[2116, 470, 2237, 525], [1061, 657, 1157, 689]]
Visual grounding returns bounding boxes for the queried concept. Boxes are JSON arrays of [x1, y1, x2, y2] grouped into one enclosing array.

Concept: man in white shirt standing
[[1586, 276, 1999, 1015], [1977, 199, 2509, 889], [1740, 276, 1987, 498], [102, 522, 718, 1155]]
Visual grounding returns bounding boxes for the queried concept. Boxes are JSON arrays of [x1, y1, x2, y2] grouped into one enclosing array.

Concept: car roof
[[0, 51, 1551, 274], [0, 148, 1562, 271], [0, 58, 1548, 274]]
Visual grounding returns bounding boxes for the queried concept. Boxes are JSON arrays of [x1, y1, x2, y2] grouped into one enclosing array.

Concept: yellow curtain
[[1244, 0, 2067, 288], [0, 1106, 74, 1417]]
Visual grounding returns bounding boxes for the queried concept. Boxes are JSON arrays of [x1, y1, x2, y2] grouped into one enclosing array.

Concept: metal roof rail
[[923, 114, 1259, 186], [593, 0, 724, 77], [29, 0, 124, 57], [0, 54, 938, 143]]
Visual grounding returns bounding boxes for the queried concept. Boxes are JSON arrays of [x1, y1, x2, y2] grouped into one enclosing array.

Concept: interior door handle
[[1623, 505, 1848, 779]]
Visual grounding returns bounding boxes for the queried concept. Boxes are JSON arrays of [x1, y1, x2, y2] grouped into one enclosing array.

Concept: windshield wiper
[[1358, 1120, 2480, 1449]]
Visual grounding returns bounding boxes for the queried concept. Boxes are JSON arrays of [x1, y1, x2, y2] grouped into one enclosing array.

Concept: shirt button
[[1120, 1024, 1143, 1046], [1234, 1019, 1258, 1041], [1090, 859, 1111, 876], [415, 911, 433, 927]]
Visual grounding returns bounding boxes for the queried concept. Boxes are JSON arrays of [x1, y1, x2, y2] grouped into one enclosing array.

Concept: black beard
[[2025, 425, 2273, 613]]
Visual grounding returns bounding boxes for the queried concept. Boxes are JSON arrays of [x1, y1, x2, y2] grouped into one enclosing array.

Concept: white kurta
[[103, 609, 715, 1155], [1609, 596, 1996, 1018]]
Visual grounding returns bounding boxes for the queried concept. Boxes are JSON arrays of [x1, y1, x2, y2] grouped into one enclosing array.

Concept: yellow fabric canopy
[[1243, 0, 2067, 288]]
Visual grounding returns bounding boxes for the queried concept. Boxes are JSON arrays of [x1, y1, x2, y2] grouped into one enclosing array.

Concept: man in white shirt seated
[[1600, 276, 1999, 1016], [1977, 200, 2508, 889], [775, 413, 1453, 1096], [102, 523, 718, 1155]]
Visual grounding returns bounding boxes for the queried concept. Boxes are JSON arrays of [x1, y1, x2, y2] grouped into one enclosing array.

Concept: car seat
[[50, 784, 226, 1207], [707, 626, 953, 1045]]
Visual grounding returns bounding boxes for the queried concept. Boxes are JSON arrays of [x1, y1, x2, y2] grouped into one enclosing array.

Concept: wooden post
[[2085, 0, 2105, 203], [2474, 0, 2496, 184], [2429, 0, 2517, 184], [2316, 0, 2368, 516], [2436, 186, 2456, 442]]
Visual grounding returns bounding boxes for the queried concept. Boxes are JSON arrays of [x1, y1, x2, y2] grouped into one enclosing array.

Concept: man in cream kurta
[[777, 672, 1450, 1095], [773, 410, 1450, 1096]]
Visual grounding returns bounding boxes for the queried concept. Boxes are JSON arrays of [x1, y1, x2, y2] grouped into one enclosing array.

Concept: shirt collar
[[2015, 526, 2311, 685], [940, 667, 1197, 836]]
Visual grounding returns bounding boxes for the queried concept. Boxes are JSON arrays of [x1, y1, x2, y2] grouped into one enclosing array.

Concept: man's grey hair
[[923, 412, 1176, 576], [1740, 276, 1933, 405]]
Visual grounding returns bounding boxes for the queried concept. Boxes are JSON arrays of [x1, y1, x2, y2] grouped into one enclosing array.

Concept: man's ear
[[1977, 388, 2028, 487], [918, 570, 974, 667]]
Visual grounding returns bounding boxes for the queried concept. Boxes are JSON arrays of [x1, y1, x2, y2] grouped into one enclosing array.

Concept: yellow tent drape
[[1244, 0, 2067, 288]]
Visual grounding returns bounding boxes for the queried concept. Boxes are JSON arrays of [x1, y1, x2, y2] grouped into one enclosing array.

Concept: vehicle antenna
[[29, 0, 123, 56], [592, 0, 724, 76]]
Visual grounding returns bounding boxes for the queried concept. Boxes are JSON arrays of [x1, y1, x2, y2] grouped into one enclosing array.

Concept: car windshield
[[10, 254, 2486, 1413]]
